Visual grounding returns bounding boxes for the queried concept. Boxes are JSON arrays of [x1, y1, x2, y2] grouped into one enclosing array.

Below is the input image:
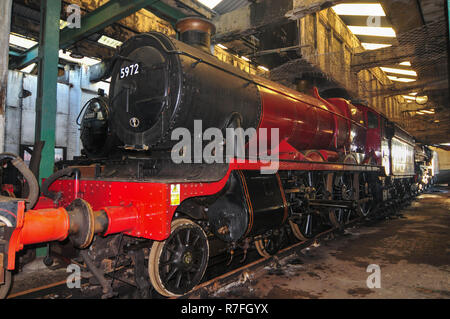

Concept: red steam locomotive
[[0, 18, 431, 298]]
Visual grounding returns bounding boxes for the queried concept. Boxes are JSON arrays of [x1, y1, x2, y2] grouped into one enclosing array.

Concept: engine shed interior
[[0, 0, 449, 304]]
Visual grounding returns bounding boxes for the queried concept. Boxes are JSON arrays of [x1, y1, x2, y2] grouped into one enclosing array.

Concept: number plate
[[120, 63, 140, 79]]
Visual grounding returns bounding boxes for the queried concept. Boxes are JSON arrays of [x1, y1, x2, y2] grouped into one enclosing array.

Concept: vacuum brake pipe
[[41, 167, 81, 203], [0, 153, 39, 210]]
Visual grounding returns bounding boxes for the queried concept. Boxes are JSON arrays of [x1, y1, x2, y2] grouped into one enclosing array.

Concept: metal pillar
[[35, 0, 61, 183], [34, 0, 61, 256], [35, 0, 62, 258], [0, 0, 13, 153]]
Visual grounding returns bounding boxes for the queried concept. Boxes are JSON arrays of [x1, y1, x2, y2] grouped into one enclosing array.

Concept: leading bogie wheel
[[148, 218, 209, 297]]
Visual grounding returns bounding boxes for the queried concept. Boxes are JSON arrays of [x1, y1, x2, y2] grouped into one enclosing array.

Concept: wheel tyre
[[289, 220, 308, 242], [328, 208, 343, 228], [148, 218, 209, 297]]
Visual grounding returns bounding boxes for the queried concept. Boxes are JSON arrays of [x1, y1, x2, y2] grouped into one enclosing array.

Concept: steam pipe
[[0, 153, 39, 210]]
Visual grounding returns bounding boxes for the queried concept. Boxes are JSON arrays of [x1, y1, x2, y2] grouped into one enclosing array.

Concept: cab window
[[367, 111, 379, 129]]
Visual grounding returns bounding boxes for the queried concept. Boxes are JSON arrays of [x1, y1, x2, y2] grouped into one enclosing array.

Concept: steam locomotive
[[0, 18, 436, 298]]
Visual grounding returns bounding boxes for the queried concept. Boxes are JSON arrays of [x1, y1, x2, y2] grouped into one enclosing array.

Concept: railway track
[[181, 217, 363, 299], [8, 214, 369, 299]]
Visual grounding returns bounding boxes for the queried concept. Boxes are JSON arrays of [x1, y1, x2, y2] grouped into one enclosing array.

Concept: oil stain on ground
[[265, 286, 319, 299]]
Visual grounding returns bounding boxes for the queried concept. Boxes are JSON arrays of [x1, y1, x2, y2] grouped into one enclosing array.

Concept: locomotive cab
[[353, 103, 386, 167]]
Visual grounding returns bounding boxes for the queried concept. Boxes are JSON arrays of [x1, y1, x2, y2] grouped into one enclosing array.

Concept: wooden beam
[[173, 0, 215, 19], [339, 15, 391, 28], [369, 78, 448, 97], [213, 0, 346, 42], [213, 0, 291, 42], [286, 0, 348, 20], [351, 45, 416, 72], [355, 35, 396, 45]]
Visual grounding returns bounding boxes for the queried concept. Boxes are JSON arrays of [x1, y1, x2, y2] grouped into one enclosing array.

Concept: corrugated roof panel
[[213, 0, 249, 15]]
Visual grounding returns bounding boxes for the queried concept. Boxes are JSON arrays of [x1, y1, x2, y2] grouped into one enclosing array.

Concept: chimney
[[175, 17, 216, 54]]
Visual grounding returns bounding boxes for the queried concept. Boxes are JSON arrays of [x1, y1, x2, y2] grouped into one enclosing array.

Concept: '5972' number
[[120, 63, 140, 79]]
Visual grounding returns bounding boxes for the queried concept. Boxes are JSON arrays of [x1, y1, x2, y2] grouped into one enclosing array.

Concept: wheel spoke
[[307, 172, 313, 187], [165, 266, 178, 281], [306, 214, 312, 235], [176, 233, 183, 247], [186, 271, 192, 284], [185, 228, 191, 245], [175, 272, 182, 288], [267, 239, 273, 251], [338, 210, 343, 222], [166, 245, 177, 255], [160, 259, 174, 266], [192, 235, 200, 247]]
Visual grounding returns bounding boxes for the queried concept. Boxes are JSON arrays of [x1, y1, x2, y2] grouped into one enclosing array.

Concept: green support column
[[35, 0, 61, 257], [35, 0, 61, 181]]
